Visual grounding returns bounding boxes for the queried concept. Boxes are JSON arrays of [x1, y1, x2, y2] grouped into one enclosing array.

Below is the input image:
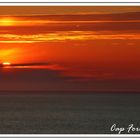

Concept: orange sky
[[0, 6, 140, 91]]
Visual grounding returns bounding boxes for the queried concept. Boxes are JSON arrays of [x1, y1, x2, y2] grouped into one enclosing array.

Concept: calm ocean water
[[0, 91, 140, 134]]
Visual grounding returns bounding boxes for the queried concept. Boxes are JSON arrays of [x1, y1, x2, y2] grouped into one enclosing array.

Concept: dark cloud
[[0, 68, 139, 91], [0, 68, 88, 91], [0, 12, 140, 35], [0, 62, 50, 67], [1, 12, 140, 21], [0, 22, 140, 35]]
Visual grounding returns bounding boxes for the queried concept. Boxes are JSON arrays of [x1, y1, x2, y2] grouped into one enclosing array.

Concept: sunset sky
[[0, 6, 140, 91]]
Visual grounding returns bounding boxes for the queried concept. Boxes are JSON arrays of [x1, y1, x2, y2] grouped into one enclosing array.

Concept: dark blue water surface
[[0, 91, 139, 134]]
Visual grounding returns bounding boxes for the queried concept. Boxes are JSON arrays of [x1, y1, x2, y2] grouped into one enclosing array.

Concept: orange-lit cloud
[[0, 19, 139, 27], [0, 32, 140, 43], [0, 47, 21, 63], [0, 17, 16, 26]]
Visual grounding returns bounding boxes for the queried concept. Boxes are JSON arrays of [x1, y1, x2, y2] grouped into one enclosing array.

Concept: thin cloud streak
[[0, 20, 140, 27], [0, 62, 64, 70], [0, 31, 140, 43]]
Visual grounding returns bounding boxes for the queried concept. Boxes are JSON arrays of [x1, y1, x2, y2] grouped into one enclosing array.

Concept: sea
[[0, 91, 139, 134]]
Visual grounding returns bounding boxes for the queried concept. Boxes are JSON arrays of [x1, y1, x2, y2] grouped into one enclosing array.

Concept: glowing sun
[[2, 62, 11, 66], [0, 18, 15, 26]]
